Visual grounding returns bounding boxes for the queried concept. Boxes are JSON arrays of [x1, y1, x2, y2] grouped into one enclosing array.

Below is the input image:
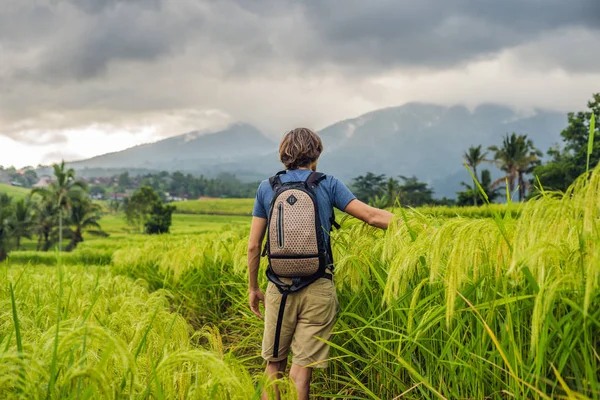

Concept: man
[[248, 127, 394, 399]]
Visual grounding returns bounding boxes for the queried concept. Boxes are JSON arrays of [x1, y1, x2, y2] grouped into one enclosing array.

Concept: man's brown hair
[[279, 128, 323, 170]]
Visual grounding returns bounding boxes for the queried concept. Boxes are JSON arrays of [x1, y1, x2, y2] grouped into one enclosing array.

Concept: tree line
[[0, 162, 106, 261], [349, 173, 453, 208], [0, 163, 179, 261], [91, 171, 260, 200], [0, 166, 39, 188], [462, 93, 598, 205]]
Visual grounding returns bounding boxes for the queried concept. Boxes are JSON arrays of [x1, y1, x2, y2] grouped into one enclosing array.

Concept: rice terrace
[[2, 2, 600, 399], [1, 141, 600, 398]]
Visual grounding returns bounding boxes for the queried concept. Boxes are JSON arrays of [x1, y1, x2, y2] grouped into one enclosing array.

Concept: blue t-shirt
[[252, 170, 356, 243]]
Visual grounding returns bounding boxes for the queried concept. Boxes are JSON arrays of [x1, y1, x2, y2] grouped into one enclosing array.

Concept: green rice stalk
[[587, 113, 595, 174]]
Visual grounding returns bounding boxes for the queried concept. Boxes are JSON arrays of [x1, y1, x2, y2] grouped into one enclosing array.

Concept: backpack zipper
[[277, 202, 284, 248]]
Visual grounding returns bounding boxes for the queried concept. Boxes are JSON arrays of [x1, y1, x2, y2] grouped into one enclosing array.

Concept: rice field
[[172, 197, 517, 219], [414, 203, 520, 219], [2, 166, 600, 399], [0, 183, 30, 200], [172, 198, 255, 216], [0, 264, 263, 399]]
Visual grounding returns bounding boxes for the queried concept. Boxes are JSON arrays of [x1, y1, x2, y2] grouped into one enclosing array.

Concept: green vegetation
[[112, 165, 600, 398], [66, 197, 106, 250], [1, 92, 598, 398], [0, 166, 38, 188], [457, 169, 502, 206], [533, 93, 600, 192], [33, 162, 104, 252], [0, 163, 106, 261], [173, 198, 254, 216], [92, 171, 260, 201], [462, 145, 489, 206], [124, 186, 175, 234], [412, 203, 519, 219], [350, 173, 448, 207], [0, 183, 30, 200], [487, 133, 542, 201], [2, 163, 599, 398], [455, 93, 599, 203], [0, 265, 258, 398]]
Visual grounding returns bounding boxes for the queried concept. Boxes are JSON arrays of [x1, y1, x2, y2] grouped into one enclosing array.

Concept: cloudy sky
[[1, 0, 599, 168]]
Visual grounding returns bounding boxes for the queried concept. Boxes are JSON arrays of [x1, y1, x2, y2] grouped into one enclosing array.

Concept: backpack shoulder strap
[[306, 172, 326, 189], [269, 170, 287, 192], [330, 216, 341, 230], [304, 172, 339, 229]]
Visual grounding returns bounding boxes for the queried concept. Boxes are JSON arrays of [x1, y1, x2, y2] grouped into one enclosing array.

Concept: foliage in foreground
[[5, 164, 600, 399], [0, 265, 279, 399], [534, 93, 599, 192], [107, 165, 600, 399]]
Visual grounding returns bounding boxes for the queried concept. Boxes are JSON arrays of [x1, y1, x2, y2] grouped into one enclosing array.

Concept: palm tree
[[460, 169, 502, 205], [11, 198, 33, 250], [488, 133, 541, 201], [66, 197, 107, 251], [33, 161, 88, 251], [463, 145, 488, 206], [516, 144, 543, 201], [384, 177, 400, 207], [34, 198, 58, 251]]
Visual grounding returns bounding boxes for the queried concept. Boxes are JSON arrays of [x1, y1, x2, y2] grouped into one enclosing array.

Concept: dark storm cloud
[[1, 0, 599, 144], [3, 0, 598, 83], [296, 0, 600, 70], [3, 0, 203, 82], [64, 0, 161, 14]]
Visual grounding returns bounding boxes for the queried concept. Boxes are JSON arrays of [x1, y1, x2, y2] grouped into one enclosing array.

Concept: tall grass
[[110, 164, 600, 399], [5, 164, 600, 398], [0, 264, 274, 399]]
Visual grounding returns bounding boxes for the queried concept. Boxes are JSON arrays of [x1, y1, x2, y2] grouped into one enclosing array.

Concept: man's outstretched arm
[[344, 199, 395, 230]]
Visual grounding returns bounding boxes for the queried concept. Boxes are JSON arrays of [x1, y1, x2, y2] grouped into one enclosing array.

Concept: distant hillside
[[69, 123, 275, 180], [69, 103, 568, 198]]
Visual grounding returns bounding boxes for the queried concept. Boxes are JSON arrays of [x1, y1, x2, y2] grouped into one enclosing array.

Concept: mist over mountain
[[69, 103, 567, 198], [69, 123, 275, 181], [316, 103, 566, 197]]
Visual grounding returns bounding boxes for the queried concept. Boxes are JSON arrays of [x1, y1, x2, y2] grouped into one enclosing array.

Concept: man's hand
[[249, 289, 265, 319]]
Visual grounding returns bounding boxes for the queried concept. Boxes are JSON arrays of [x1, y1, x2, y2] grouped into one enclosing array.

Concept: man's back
[[252, 169, 356, 242]]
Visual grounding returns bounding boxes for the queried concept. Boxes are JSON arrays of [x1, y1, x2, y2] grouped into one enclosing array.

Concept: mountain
[[69, 103, 568, 198], [69, 123, 275, 180], [315, 103, 567, 197]]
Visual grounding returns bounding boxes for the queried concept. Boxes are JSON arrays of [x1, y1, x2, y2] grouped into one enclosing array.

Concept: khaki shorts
[[262, 277, 338, 368]]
